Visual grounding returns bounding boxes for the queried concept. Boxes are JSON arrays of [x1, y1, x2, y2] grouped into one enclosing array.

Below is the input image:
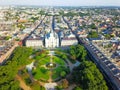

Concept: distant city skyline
[[0, 0, 120, 6]]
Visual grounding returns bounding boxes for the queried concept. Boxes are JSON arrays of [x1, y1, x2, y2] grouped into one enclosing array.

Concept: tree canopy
[[66, 45, 108, 90], [72, 61, 108, 90], [0, 47, 33, 89], [69, 45, 87, 61], [88, 31, 99, 38]]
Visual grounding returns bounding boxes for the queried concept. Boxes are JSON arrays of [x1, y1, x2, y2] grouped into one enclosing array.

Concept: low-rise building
[[26, 37, 44, 47], [61, 37, 78, 46]]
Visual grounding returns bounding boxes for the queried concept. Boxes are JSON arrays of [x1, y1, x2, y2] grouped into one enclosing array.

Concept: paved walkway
[[64, 84, 76, 90], [16, 75, 31, 90], [44, 83, 57, 90], [48, 69, 53, 83], [65, 59, 74, 72]]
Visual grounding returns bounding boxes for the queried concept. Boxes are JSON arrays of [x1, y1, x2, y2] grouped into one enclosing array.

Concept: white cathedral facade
[[45, 29, 59, 48], [25, 28, 77, 48]]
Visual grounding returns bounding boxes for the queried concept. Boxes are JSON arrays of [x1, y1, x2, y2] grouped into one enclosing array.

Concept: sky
[[0, 0, 120, 6]]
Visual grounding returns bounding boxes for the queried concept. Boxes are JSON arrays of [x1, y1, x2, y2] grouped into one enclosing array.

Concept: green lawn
[[53, 56, 65, 65], [36, 56, 65, 67], [32, 67, 50, 81], [32, 50, 69, 82]]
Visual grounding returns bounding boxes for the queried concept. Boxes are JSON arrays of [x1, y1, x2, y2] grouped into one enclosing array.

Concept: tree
[[69, 45, 87, 61], [64, 12, 78, 17], [60, 71, 66, 78], [59, 11, 64, 16], [17, 23, 26, 30], [72, 61, 108, 90], [73, 87, 82, 90], [89, 23, 97, 29], [25, 78, 32, 85], [38, 10, 45, 15], [4, 36, 11, 40], [104, 34, 111, 39], [10, 47, 33, 66], [61, 79, 69, 89], [61, 54, 67, 60], [88, 31, 98, 38], [55, 85, 63, 90], [30, 16, 39, 23], [1, 84, 10, 90], [10, 80, 20, 90], [0, 47, 33, 89], [31, 82, 45, 90]]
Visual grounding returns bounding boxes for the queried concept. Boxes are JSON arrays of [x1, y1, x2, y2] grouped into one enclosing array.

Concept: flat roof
[[27, 37, 43, 40], [62, 37, 77, 40]]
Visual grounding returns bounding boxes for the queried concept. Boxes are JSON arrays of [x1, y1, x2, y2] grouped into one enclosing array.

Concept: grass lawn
[[36, 56, 66, 66], [32, 67, 50, 81], [33, 56, 67, 80], [34, 54, 47, 60], [53, 56, 65, 65], [36, 56, 51, 66], [32, 50, 69, 81]]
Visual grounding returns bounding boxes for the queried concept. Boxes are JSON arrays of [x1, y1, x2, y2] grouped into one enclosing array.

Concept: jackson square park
[[0, 44, 108, 90]]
